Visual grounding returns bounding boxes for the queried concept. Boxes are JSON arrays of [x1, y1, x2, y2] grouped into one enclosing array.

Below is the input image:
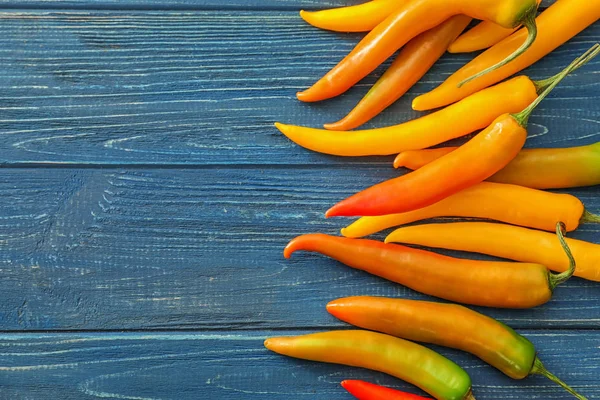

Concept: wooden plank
[[0, 10, 596, 166], [0, 1, 560, 11], [0, 330, 597, 399], [0, 168, 598, 331]]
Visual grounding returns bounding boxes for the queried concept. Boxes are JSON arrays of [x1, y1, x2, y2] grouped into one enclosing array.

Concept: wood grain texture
[[0, 330, 597, 399], [0, 168, 598, 331], [0, 11, 596, 166], [0, 4, 597, 400], [0, 1, 562, 10]]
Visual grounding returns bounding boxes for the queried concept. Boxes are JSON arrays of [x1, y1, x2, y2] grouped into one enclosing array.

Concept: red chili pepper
[[342, 380, 429, 400], [326, 46, 598, 218]]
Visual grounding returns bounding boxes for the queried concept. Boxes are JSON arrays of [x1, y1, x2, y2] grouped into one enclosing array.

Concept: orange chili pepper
[[297, 0, 539, 102], [413, 0, 600, 111], [324, 15, 472, 131], [277, 75, 535, 156], [394, 147, 457, 169], [448, 0, 542, 53], [329, 297, 588, 399], [386, 221, 600, 282], [342, 380, 430, 400], [341, 182, 599, 238], [299, 0, 402, 33], [325, 47, 597, 217], [394, 142, 600, 189], [284, 228, 576, 309], [265, 330, 476, 400]]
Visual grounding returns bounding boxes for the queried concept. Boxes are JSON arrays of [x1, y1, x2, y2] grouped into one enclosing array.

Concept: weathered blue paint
[[0, 3, 597, 399], [0, 0, 558, 10]]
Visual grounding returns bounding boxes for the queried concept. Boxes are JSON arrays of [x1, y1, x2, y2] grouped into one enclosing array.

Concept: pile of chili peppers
[[265, 1, 600, 399]]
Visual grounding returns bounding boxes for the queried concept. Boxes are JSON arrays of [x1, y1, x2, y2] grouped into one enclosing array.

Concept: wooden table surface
[[0, 1, 598, 399]]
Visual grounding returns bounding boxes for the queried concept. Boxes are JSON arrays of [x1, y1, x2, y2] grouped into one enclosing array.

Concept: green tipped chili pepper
[[265, 330, 475, 400], [329, 298, 588, 399]]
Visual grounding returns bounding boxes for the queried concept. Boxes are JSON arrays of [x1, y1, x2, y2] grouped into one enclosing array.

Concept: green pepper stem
[[512, 43, 600, 127], [581, 209, 600, 224], [534, 46, 600, 93], [548, 222, 576, 290], [531, 358, 588, 400], [458, 10, 537, 88]]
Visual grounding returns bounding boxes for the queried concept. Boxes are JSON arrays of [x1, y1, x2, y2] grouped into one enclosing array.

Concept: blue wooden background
[[0, 1, 598, 399]]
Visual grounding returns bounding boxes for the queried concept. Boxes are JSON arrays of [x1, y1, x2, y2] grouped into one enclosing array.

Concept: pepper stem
[[548, 222, 576, 290], [531, 358, 588, 400], [512, 43, 600, 127], [458, 10, 537, 87], [581, 209, 600, 224]]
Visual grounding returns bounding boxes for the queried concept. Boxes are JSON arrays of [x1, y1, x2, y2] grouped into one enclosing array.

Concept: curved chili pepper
[[325, 47, 598, 217], [264, 330, 476, 400], [296, 0, 539, 102], [394, 143, 600, 189], [385, 221, 600, 282], [284, 229, 575, 309], [324, 16, 471, 131], [299, 0, 402, 33], [328, 297, 588, 399], [342, 380, 429, 400], [277, 75, 535, 156], [341, 182, 599, 238], [448, 0, 542, 54], [413, 0, 600, 111]]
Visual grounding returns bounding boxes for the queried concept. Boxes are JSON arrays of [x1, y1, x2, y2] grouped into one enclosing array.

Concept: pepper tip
[[324, 207, 335, 218], [283, 242, 294, 259], [325, 299, 341, 315], [411, 97, 424, 111], [393, 153, 403, 169]]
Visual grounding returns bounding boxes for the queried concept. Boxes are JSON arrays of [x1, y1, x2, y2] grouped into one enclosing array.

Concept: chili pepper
[[328, 297, 588, 399], [342, 380, 429, 400], [296, 0, 539, 103], [324, 16, 471, 131], [277, 75, 535, 156], [385, 221, 600, 282], [326, 45, 599, 218], [394, 147, 457, 169], [341, 182, 600, 239], [413, 0, 600, 111], [284, 227, 575, 308], [448, 0, 542, 54], [299, 0, 401, 33], [264, 330, 476, 400], [394, 143, 600, 189]]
